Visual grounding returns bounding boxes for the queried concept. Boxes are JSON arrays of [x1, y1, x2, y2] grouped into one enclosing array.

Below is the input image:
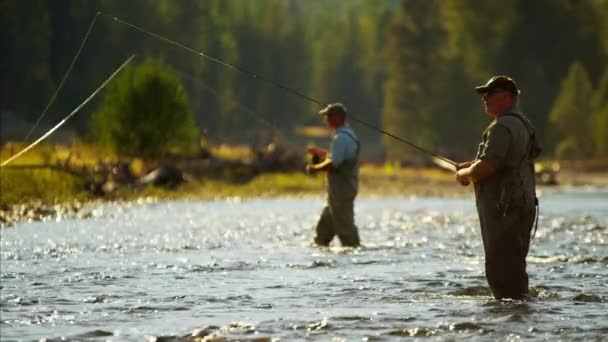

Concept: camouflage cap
[[475, 75, 521, 96], [318, 103, 347, 116]]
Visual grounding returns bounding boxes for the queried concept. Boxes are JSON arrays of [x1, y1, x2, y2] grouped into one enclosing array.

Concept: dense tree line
[[1, 0, 607, 161], [383, 0, 608, 160]]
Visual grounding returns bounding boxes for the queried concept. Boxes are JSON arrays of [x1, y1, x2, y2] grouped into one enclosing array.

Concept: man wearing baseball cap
[[455, 76, 541, 299], [306, 103, 361, 247]]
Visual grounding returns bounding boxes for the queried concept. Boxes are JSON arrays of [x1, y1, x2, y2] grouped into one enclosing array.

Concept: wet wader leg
[[314, 205, 335, 246], [329, 198, 360, 247], [485, 208, 536, 299]]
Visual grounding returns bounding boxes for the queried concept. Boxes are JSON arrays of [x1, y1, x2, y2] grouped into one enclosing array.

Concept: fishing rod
[[98, 12, 457, 167], [174, 68, 292, 147], [0, 55, 135, 167], [24, 12, 102, 142]]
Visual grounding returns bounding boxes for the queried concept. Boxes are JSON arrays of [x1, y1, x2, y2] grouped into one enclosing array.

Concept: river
[[1, 187, 607, 341]]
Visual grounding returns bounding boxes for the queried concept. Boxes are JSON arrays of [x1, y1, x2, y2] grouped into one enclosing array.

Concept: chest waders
[[474, 110, 540, 299], [314, 131, 361, 247], [328, 130, 360, 201]]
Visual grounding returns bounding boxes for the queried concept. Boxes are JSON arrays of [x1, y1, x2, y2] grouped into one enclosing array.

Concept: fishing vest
[[328, 129, 360, 201], [474, 108, 540, 215]]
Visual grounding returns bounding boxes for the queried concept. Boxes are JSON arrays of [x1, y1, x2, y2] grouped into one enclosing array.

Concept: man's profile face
[[324, 113, 344, 129], [482, 90, 511, 116]]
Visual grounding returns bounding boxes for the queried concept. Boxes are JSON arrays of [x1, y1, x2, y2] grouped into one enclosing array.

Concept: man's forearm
[[310, 158, 335, 172], [458, 159, 496, 182]]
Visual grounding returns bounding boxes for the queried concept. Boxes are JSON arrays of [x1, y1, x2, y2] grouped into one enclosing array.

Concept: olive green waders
[[475, 108, 540, 300], [314, 136, 360, 247], [476, 197, 536, 299]]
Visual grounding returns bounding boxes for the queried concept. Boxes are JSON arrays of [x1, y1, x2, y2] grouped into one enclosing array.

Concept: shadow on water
[[482, 299, 534, 320], [448, 286, 492, 297], [571, 293, 606, 303]]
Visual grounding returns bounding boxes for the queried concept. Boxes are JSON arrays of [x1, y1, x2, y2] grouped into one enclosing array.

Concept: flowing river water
[[1, 187, 607, 341]]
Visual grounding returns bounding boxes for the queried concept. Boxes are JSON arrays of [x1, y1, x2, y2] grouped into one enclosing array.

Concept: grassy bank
[[0, 167, 89, 205], [0, 154, 467, 227], [0, 142, 467, 207], [0, 164, 465, 207], [2, 142, 606, 209], [107, 165, 467, 202]]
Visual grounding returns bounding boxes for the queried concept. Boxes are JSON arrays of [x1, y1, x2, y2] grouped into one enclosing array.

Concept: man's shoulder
[[337, 126, 357, 136], [497, 112, 523, 124], [496, 112, 528, 135], [335, 127, 358, 142]]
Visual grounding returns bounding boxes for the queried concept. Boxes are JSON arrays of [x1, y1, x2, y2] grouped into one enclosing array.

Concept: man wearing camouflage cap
[[306, 103, 361, 247], [455, 76, 541, 299]]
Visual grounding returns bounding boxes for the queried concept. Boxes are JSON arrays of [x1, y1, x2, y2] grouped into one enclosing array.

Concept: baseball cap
[[318, 103, 347, 116], [475, 76, 521, 96]]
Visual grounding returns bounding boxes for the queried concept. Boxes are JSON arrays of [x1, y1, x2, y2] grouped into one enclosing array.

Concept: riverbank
[[2, 143, 606, 228], [0, 166, 469, 227], [3, 166, 607, 228]]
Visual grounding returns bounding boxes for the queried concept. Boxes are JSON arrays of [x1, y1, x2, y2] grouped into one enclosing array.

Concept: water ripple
[[1, 194, 607, 340]]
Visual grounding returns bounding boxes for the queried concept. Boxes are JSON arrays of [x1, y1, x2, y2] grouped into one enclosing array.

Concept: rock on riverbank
[[0, 201, 94, 228]]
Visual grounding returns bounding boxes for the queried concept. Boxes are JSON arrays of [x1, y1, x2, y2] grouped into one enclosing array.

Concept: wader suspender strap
[[340, 130, 360, 159], [534, 197, 539, 240], [503, 112, 540, 240]]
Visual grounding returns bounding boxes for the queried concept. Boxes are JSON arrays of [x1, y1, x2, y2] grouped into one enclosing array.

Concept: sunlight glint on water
[[1, 188, 607, 340]]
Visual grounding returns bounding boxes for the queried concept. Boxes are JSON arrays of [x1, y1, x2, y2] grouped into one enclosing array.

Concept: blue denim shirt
[[330, 126, 358, 167]]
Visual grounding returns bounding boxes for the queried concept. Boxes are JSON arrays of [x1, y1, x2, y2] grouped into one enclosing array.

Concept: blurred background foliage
[[1, 0, 607, 162], [90, 59, 199, 159]]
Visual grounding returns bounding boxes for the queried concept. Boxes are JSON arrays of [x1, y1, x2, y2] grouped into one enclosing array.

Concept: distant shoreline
[[2, 168, 607, 229]]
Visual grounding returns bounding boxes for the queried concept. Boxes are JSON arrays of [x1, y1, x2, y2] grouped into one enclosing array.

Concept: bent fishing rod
[[24, 12, 102, 142], [1, 55, 136, 167], [98, 12, 456, 167]]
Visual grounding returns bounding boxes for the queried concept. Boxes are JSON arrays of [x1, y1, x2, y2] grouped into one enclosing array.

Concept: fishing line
[[175, 69, 291, 147], [98, 12, 456, 166], [24, 12, 102, 141], [1, 55, 135, 167]]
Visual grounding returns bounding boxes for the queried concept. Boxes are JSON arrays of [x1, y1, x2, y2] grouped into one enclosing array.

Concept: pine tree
[[595, 106, 608, 158], [0, 0, 52, 131], [90, 59, 199, 159], [382, 0, 446, 163], [593, 69, 608, 158], [549, 61, 595, 158]]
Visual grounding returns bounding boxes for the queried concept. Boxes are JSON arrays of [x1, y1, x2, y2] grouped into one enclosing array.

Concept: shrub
[[90, 59, 199, 159]]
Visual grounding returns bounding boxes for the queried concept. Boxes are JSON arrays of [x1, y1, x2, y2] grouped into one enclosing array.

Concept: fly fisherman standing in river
[[306, 103, 361, 247], [455, 76, 541, 300]]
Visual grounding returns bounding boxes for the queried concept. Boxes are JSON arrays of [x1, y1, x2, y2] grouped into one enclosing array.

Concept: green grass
[[0, 141, 470, 207], [106, 172, 326, 202], [0, 168, 90, 206], [0, 142, 105, 206]]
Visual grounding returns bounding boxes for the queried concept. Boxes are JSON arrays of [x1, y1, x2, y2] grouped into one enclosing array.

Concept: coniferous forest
[[1, 0, 607, 162]]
